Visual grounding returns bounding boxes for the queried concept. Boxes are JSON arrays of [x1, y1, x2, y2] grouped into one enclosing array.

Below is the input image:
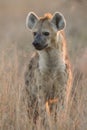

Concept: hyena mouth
[[34, 44, 48, 50]]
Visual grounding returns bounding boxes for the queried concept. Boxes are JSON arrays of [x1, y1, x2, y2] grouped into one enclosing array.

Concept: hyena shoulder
[[25, 52, 39, 87]]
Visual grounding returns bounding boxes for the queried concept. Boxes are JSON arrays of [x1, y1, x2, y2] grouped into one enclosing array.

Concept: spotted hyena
[[25, 12, 72, 122]]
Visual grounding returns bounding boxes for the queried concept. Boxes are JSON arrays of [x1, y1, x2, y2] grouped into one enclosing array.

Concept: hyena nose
[[32, 41, 39, 46]]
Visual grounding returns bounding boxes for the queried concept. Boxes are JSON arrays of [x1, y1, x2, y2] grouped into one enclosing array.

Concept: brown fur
[[40, 13, 52, 20], [25, 12, 72, 123]]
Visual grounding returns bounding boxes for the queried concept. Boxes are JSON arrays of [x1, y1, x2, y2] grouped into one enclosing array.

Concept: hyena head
[[26, 12, 66, 50]]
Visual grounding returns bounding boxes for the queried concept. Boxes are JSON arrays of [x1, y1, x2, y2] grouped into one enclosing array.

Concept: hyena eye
[[33, 32, 37, 36], [42, 32, 50, 36]]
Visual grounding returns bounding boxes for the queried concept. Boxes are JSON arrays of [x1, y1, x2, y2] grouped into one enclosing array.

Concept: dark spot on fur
[[29, 72, 32, 77], [25, 80, 29, 85], [29, 64, 32, 69], [39, 85, 41, 89]]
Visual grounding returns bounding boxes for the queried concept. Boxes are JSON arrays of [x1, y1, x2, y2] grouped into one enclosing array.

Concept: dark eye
[[43, 32, 50, 36], [33, 32, 37, 36]]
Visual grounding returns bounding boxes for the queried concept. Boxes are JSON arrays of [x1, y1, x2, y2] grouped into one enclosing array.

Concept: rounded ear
[[26, 12, 39, 30], [51, 12, 66, 31]]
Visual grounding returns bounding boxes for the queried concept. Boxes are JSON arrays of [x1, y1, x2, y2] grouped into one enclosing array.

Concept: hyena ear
[[26, 12, 39, 29], [51, 12, 66, 31]]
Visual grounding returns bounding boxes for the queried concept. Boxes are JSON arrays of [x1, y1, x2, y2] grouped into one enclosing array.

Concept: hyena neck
[[38, 35, 66, 75]]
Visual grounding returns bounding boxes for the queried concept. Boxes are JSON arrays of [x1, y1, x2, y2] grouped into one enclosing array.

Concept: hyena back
[[25, 12, 72, 122]]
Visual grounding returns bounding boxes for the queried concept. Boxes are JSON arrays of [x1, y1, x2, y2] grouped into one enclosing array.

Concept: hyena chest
[[36, 68, 68, 101]]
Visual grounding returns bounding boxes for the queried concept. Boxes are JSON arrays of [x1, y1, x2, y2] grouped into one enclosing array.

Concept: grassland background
[[0, 0, 87, 130]]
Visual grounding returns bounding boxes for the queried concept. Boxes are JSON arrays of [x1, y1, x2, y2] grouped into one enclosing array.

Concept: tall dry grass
[[0, 46, 87, 130], [0, 0, 87, 129]]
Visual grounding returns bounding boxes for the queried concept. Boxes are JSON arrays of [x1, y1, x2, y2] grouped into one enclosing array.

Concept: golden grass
[[0, 0, 87, 129], [0, 47, 87, 130]]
